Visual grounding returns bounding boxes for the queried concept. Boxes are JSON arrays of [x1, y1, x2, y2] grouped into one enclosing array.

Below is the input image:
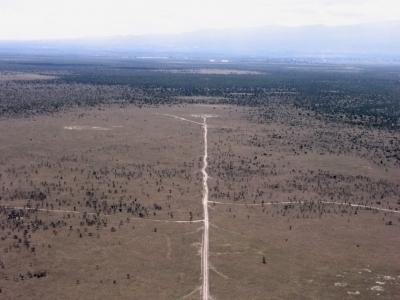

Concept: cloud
[[0, 0, 399, 39]]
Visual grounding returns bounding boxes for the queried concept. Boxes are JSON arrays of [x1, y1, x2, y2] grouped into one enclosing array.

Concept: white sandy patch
[[383, 275, 395, 281], [334, 282, 348, 287], [361, 268, 372, 273], [191, 114, 219, 119], [64, 125, 111, 131], [347, 291, 360, 295], [371, 286, 384, 292]]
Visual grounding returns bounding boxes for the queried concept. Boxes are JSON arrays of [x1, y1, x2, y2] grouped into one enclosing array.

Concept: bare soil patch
[[0, 72, 56, 81], [155, 69, 263, 75]]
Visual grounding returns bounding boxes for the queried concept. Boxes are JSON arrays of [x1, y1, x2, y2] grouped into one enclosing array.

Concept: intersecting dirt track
[[161, 113, 214, 300]]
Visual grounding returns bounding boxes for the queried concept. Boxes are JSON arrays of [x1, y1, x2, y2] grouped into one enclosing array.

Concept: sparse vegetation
[[0, 56, 399, 299]]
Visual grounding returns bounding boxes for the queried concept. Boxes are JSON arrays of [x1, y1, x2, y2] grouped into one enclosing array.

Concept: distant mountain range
[[1, 22, 399, 61]]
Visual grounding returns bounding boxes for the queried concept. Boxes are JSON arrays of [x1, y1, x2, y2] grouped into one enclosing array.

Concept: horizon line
[[0, 20, 399, 42]]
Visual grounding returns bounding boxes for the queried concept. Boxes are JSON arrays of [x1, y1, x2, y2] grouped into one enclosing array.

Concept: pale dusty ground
[[0, 72, 56, 81], [154, 69, 263, 75]]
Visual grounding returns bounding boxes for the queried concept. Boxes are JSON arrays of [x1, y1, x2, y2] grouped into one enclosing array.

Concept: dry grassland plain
[[0, 104, 399, 299]]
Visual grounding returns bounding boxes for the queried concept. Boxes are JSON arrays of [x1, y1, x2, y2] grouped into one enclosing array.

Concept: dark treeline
[[1, 57, 400, 129]]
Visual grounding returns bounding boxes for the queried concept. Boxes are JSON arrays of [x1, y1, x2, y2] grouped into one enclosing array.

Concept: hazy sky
[[0, 0, 399, 39]]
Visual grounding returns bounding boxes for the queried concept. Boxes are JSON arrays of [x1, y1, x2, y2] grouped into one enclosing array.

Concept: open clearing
[[1, 104, 400, 299], [154, 69, 263, 75], [0, 72, 56, 82]]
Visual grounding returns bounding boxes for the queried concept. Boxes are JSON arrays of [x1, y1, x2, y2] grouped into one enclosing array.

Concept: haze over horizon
[[1, 0, 400, 40]]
